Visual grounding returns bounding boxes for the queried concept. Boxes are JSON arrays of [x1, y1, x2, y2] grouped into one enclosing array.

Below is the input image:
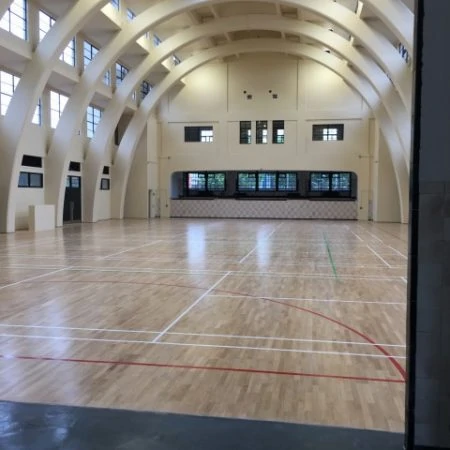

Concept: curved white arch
[[83, 14, 410, 222], [363, 0, 414, 54], [0, 0, 110, 232], [110, 39, 409, 223]]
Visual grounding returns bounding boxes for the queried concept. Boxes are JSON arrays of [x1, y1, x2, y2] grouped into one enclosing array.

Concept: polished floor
[[0, 219, 408, 433]]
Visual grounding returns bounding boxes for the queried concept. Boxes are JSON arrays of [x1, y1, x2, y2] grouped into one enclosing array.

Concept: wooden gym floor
[[0, 219, 408, 432]]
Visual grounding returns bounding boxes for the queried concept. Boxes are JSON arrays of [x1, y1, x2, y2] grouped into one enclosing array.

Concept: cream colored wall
[[373, 133, 401, 222], [156, 55, 377, 220], [124, 130, 148, 219], [1, 87, 115, 229]]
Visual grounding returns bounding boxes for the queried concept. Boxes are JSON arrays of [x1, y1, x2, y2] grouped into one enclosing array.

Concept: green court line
[[323, 233, 339, 280]]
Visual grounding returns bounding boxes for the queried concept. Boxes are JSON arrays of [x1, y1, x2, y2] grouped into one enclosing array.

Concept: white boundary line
[[367, 245, 392, 269], [151, 271, 231, 343], [0, 323, 406, 347], [207, 294, 407, 306], [0, 333, 406, 359], [401, 277, 408, 284], [0, 268, 69, 291], [61, 267, 405, 282], [346, 227, 364, 242], [388, 246, 408, 259], [101, 240, 162, 259]]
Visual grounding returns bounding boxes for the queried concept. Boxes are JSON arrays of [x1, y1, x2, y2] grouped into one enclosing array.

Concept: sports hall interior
[[0, 1, 448, 449]]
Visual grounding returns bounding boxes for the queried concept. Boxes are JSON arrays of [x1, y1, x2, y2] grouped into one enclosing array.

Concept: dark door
[[63, 176, 82, 223]]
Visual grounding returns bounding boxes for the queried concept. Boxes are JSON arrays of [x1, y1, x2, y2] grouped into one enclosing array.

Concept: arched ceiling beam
[[79, 15, 409, 222], [108, 39, 409, 223], [0, 0, 110, 232], [362, 0, 414, 54]]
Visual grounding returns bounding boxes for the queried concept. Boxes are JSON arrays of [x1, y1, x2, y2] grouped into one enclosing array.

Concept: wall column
[[407, 1, 450, 448]]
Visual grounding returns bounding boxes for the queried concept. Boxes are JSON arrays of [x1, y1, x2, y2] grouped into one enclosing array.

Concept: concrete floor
[[0, 401, 404, 450]]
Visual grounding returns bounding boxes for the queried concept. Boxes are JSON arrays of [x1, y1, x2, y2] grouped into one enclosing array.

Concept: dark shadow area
[[0, 401, 403, 450]]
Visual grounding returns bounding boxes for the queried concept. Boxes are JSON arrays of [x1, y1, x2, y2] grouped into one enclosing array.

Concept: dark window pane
[[256, 120, 268, 144], [207, 173, 225, 191], [278, 172, 296, 191], [188, 173, 206, 190], [258, 172, 276, 191], [312, 124, 344, 141], [272, 120, 285, 144], [310, 173, 330, 191], [29, 173, 43, 187], [239, 121, 251, 144], [238, 172, 257, 191], [18, 172, 28, 187]]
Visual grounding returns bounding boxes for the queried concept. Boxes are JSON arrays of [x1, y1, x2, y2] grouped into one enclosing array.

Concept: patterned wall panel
[[171, 199, 357, 220]]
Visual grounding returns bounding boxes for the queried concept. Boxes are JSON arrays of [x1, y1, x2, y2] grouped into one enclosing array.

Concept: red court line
[[15, 278, 407, 381], [0, 354, 404, 384]]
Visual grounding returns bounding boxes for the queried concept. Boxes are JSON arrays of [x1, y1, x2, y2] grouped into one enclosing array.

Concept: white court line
[[0, 267, 69, 291], [0, 333, 406, 359], [358, 228, 384, 243], [151, 271, 232, 343], [238, 246, 258, 264], [208, 294, 407, 306], [63, 266, 405, 282], [0, 323, 406, 347], [401, 277, 408, 284], [101, 240, 162, 259], [388, 246, 408, 259], [346, 227, 364, 242], [367, 245, 392, 269]]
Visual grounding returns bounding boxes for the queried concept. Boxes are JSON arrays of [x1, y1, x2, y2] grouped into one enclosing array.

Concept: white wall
[[157, 55, 378, 220], [124, 129, 148, 219]]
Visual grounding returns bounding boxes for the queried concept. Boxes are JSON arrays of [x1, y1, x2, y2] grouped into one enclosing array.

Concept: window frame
[[256, 120, 268, 144], [312, 124, 344, 141], [18, 171, 43, 188], [239, 121, 252, 144], [272, 120, 285, 144], [309, 171, 352, 197], [86, 105, 102, 138], [50, 90, 69, 129], [184, 126, 214, 143], [0, 0, 27, 40]]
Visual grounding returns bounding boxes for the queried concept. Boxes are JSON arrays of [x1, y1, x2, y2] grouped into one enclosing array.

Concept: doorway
[[64, 175, 82, 223]]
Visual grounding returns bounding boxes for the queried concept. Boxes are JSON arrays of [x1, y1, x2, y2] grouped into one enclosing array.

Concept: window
[[115, 63, 128, 85], [110, 0, 119, 10], [86, 105, 102, 138], [258, 172, 276, 191], [100, 178, 110, 190], [154, 34, 161, 47], [310, 173, 331, 192], [22, 155, 42, 168], [239, 121, 251, 144], [83, 41, 98, 68], [272, 120, 285, 144], [207, 173, 225, 191], [39, 11, 75, 66], [238, 172, 257, 191], [0, 0, 27, 40], [0, 71, 20, 115], [32, 98, 41, 125], [185, 172, 225, 194], [331, 172, 351, 192], [310, 172, 351, 194], [184, 126, 213, 143], [126, 8, 135, 21], [278, 172, 297, 191], [18, 172, 43, 188], [312, 124, 344, 141], [103, 166, 110, 175], [188, 173, 206, 191], [69, 161, 81, 172], [256, 121, 268, 144], [141, 80, 151, 99], [173, 55, 181, 65], [50, 91, 68, 128]]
